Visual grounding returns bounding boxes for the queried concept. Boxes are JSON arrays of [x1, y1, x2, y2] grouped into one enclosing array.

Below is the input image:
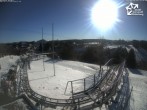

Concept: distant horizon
[[1, 38, 147, 44]]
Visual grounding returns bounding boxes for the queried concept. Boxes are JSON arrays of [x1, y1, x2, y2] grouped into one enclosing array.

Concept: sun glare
[[91, 0, 119, 31]]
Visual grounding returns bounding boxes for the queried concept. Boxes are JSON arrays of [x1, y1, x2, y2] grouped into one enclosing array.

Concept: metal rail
[[19, 58, 125, 109]]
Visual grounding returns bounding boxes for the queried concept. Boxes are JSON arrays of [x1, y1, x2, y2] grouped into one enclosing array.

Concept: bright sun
[[91, 0, 119, 31]]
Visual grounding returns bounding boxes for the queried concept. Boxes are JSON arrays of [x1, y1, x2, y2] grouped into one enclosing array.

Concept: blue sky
[[0, 0, 147, 43]]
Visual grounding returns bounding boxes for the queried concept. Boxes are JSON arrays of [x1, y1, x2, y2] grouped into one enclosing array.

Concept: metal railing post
[[84, 79, 85, 92], [71, 81, 74, 98], [94, 74, 95, 86]]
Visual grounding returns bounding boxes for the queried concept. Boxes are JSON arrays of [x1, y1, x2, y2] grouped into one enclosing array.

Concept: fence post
[[0, 74, 1, 88], [99, 70, 101, 79], [101, 68, 103, 78], [94, 74, 95, 86], [71, 81, 74, 99], [78, 98, 80, 110], [64, 81, 69, 94], [84, 79, 85, 92]]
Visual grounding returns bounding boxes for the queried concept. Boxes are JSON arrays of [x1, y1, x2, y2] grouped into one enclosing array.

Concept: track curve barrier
[[19, 57, 126, 109]]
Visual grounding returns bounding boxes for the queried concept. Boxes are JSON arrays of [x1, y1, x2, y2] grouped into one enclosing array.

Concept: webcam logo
[[126, 3, 143, 16]]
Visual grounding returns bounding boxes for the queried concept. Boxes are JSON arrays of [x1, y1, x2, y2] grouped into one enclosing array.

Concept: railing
[[21, 61, 74, 106], [19, 58, 126, 108], [64, 59, 115, 95]]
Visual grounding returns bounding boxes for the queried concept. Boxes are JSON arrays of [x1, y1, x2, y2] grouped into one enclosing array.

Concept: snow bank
[[127, 68, 147, 110], [0, 56, 19, 73]]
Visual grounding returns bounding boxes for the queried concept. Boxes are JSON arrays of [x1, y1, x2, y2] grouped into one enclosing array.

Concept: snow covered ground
[[127, 68, 147, 110], [138, 48, 147, 62], [28, 58, 102, 99], [104, 45, 121, 49], [0, 98, 29, 110], [0, 56, 19, 74], [0, 56, 19, 88], [128, 45, 143, 62], [1, 55, 146, 110], [128, 45, 147, 63], [28, 58, 147, 110], [106, 45, 147, 64]]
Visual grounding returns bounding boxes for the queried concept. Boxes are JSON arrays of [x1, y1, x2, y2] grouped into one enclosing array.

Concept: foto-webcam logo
[[126, 2, 143, 16]]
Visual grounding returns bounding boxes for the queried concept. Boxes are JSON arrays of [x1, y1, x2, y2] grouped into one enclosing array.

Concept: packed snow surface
[[127, 69, 147, 110], [27, 57, 147, 110], [0, 54, 147, 110], [42, 68, 147, 110], [28, 58, 100, 99]]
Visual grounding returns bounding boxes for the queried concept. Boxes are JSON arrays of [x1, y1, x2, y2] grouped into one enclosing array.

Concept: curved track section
[[19, 59, 125, 109]]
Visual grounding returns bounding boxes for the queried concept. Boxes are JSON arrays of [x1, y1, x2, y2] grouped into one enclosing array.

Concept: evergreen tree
[[81, 45, 105, 65], [126, 49, 137, 68], [59, 42, 74, 60]]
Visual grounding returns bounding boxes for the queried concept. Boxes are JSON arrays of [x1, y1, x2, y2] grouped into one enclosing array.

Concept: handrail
[[19, 58, 126, 108], [64, 58, 115, 95]]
